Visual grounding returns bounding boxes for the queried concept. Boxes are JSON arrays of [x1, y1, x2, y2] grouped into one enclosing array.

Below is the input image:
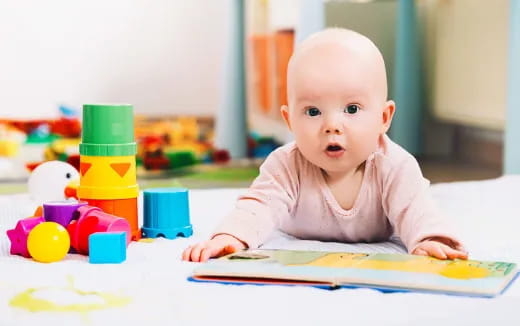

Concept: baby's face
[[283, 38, 392, 176]]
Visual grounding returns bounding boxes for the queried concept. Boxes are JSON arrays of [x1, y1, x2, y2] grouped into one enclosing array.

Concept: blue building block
[[142, 188, 193, 239], [89, 232, 126, 264]]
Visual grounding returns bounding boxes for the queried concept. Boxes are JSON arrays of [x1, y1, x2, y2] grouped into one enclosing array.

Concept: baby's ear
[[381, 100, 395, 134], [280, 105, 292, 130]]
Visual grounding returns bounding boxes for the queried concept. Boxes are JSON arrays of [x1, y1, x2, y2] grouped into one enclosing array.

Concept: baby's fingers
[[442, 244, 468, 260], [413, 248, 429, 257], [422, 242, 448, 260], [200, 248, 213, 262], [189, 242, 209, 262], [200, 243, 225, 262], [181, 246, 193, 261], [200, 243, 237, 262]]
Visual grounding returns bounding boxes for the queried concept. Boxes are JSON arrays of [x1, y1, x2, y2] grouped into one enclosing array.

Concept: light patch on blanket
[[9, 277, 131, 314], [31, 289, 106, 306]]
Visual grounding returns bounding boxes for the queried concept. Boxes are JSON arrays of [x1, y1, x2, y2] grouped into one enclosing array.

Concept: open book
[[191, 249, 518, 297]]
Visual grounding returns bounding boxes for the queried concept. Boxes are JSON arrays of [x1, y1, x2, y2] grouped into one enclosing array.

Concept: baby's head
[[281, 28, 395, 177]]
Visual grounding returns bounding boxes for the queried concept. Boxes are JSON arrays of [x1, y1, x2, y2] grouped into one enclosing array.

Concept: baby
[[183, 28, 467, 262]]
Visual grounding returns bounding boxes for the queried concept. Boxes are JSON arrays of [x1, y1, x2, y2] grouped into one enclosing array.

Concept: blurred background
[[0, 0, 517, 192]]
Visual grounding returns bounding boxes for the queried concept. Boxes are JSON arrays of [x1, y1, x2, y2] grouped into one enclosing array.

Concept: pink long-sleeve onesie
[[213, 135, 463, 253]]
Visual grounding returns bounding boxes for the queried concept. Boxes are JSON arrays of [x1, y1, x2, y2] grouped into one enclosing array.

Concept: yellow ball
[[27, 222, 70, 263]]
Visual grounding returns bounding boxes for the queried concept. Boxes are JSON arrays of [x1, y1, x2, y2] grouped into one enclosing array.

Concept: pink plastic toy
[[67, 205, 131, 255], [6, 216, 45, 257]]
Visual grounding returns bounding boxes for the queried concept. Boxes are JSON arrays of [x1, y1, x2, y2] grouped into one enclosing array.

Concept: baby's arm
[[382, 156, 467, 260], [182, 147, 299, 262]]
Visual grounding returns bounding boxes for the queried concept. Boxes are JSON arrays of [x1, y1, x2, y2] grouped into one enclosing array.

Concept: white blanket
[[1, 176, 520, 325]]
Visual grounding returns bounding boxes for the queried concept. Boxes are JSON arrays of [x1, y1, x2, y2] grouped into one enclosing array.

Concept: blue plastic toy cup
[[142, 188, 193, 239]]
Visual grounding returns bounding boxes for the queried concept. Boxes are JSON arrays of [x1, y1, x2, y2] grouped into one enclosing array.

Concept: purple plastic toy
[[43, 201, 87, 227], [6, 216, 45, 257]]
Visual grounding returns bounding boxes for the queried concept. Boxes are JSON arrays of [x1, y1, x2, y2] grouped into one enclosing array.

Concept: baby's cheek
[[353, 135, 377, 152]]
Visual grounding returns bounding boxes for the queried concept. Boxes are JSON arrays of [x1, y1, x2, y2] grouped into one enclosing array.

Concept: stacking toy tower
[[77, 104, 140, 240]]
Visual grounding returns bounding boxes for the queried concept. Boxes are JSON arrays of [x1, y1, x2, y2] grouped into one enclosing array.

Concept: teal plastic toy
[[142, 188, 193, 239], [89, 232, 127, 264]]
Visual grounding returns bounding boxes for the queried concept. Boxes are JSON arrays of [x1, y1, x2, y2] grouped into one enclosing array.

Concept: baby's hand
[[182, 234, 247, 262], [412, 237, 468, 260]]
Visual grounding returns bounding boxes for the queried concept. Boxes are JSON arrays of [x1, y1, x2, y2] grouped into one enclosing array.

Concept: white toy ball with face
[[28, 161, 79, 204]]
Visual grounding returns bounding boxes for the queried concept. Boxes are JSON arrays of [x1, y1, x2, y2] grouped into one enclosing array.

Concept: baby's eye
[[305, 107, 321, 117], [344, 104, 360, 114]]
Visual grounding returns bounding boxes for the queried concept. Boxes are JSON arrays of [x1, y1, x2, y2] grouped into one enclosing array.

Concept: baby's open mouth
[[324, 143, 345, 158], [326, 144, 344, 152]]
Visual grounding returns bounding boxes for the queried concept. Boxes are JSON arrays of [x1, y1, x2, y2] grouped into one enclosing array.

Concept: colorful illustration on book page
[[285, 253, 515, 280]]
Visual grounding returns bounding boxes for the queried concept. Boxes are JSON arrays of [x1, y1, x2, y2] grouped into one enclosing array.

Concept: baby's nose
[[325, 127, 343, 135], [323, 114, 344, 135]]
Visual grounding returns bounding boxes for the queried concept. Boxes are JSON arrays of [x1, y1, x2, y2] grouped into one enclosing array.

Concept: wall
[[430, 0, 509, 130], [419, 0, 507, 161], [0, 0, 231, 119]]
